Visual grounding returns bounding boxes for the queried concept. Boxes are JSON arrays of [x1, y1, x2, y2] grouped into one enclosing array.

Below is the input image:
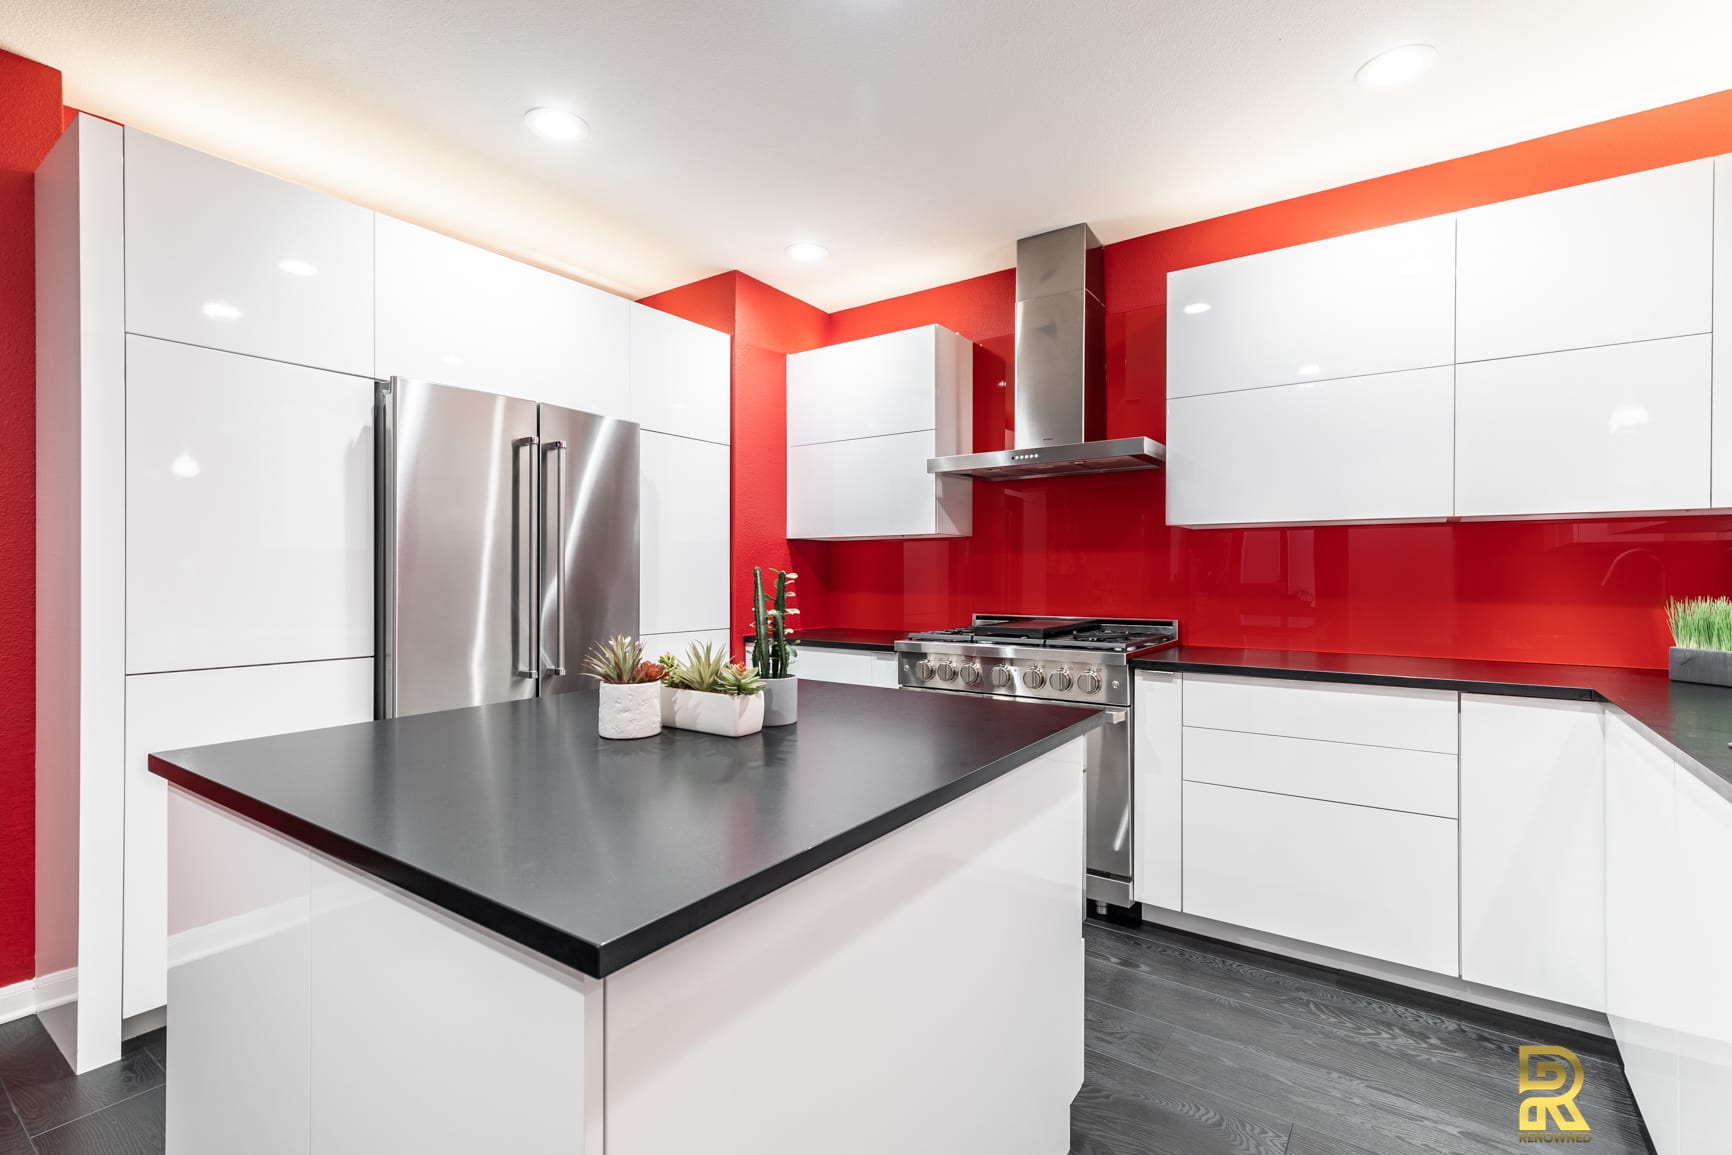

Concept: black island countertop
[[148, 680, 1102, 979], [1133, 645, 1732, 802]]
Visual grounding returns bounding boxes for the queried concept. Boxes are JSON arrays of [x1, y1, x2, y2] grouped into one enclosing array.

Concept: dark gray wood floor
[[1076, 917, 1656, 1155], [0, 920, 1656, 1154]]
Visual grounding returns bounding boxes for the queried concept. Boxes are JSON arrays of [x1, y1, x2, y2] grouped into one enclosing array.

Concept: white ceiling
[[7, 0, 1732, 311]]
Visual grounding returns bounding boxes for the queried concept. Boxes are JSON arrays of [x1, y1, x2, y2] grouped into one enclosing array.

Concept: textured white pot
[[598, 682, 662, 740], [663, 687, 765, 737]]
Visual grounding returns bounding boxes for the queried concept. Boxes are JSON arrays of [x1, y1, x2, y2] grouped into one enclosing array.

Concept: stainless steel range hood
[[928, 223, 1166, 481]]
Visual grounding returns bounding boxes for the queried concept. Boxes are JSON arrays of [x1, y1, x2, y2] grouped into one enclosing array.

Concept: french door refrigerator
[[376, 378, 640, 718]]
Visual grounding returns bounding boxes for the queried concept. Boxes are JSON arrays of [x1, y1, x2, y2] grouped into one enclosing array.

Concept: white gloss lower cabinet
[[1166, 367, 1453, 526], [127, 658, 374, 1016], [1458, 697, 1605, 1010], [1182, 782, 1458, 976], [1455, 335, 1711, 518], [375, 215, 629, 418], [125, 336, 375, 674], [628, 303, 732, 444], [793, 647, 900, 688], [639, 432, 729, 636], [787, 429, 972, 539], [1674, 770, 1732, 1155], [1606, 716, 1680, 1155], [1132, 672, 1181, 911]]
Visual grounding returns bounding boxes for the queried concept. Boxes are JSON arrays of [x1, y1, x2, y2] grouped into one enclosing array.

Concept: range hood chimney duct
[[927, 223, 1166, 480]]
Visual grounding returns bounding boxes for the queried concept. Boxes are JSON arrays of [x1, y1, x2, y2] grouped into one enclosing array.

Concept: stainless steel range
[[895, 615, 1179, 909]]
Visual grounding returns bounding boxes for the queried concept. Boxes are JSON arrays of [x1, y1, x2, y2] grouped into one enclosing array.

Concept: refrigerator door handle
[[513, 436, 540, 680], [542, 439, 569, 677]]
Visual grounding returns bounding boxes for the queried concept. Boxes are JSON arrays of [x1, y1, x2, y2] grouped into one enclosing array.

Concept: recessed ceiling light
[[786, 242, 829, 263], [1355, 44, 1437, 89], [524, 107, 589, 143], [1296, 364, 1322, 377], [1183, 302, 1211, 315], [278, 257, 318, 277], [170, 452, 200, 479], [201, 301, 242, 321]]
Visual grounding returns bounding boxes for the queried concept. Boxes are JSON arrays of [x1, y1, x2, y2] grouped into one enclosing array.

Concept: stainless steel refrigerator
[[375, 378, 639, 718]]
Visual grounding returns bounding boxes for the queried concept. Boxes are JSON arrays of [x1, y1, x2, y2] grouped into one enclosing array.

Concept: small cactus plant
[[583, 635, 662, 684], [718, 663, 765, 697], [749, 567, 799, 681]]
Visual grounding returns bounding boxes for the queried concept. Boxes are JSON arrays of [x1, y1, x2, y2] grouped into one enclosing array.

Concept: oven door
[[1085, 707, 1134, 906]]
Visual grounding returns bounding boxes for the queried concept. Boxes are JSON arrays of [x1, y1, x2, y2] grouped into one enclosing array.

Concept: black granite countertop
[[1132, 645, 1732, 801], [745, 627, 904, 652], [148, 680, 1102, 979]]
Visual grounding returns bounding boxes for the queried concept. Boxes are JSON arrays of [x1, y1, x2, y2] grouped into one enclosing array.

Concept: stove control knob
[[961, 664, 983, 687], [936, 660, 958, 682], [991, 666, 1013, 688], [913, 659, 935, 682], [1022, 668, 1046, 689], [1049, 669, 1073, 692], [1076, 671, 1102, 695]]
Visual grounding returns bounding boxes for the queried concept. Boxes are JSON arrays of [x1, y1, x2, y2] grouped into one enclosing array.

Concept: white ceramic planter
[[662, 687, 765, 737], [762, 677, 797, 726], [598, 682, 663, 740]]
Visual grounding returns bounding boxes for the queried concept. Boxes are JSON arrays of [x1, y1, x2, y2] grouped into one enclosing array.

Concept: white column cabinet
[[1605, 715, 1680, 1155], [628, 303, 732, 444], [639, 432, 730, 638], [786, 325, 972, 540], [1166, 214, 1455, 398], [1458, 696, 1605, 1010], [1455, 160, 1713, 363], [1131, 671, 1181, 911], [1674, 769, 1732, 1155], [122, 128, 374, 377], [1713, 155, 1732, 508]]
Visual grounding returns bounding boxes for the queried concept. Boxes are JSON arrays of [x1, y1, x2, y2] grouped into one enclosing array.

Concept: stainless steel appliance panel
[[1086, 710, 1133, 885], [536, 405, 640, 699], [381, 379, 540, 717]]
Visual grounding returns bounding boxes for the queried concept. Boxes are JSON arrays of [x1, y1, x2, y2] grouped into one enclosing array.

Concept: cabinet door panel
[[1133, 672, 1182, 911], [792, 648, 893, 687], [640, 432, 729, 635], [1675, 770, 1732, 1155], [1167, 367, 1453, 526], [126, 337, 374, 673], [1183, 727, 1457, 818], [1713, 155, 1732, 508], [1455, 335, 1711, 518], [1182, 782, 1458, 975], [788, 326, 963, 445], [1457, 160, 1713, 362], [788, 430, 971, 539], [629, 304, 731, 444], [376, 216, 628, 417], [128, 659, 373, 1016], [123, 129, 373, 376], [1167, 215, 1455, 398], [1458, 697, 1604, 1010], [1605, 716, 1679, 1155]]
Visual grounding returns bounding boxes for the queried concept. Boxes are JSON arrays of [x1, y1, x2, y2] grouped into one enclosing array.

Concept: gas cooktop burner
[[904, 616, 1177, 653]]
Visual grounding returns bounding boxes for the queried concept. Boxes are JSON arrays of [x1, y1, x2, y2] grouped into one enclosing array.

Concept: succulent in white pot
[[583, 635, 664, 740], [657, 643, 765, 738]]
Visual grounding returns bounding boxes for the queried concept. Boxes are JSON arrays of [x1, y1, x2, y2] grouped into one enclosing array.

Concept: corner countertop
[[746, 627, 905, 652], [1132, 645, 1732, 802], [148, 680, 1102, 979]]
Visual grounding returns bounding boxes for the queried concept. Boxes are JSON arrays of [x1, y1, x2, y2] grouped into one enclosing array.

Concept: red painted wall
[[0, 51, 64, 988], [780, 89, 1732, 670]]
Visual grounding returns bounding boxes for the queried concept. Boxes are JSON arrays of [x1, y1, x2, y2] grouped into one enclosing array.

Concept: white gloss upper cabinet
[[1458, 697, 1605, 1011], [123, 129, 373, 376], [1166, 367, 1454, 526], [376, 216, 630, 418], [640, 431, 730, 636], [1713, 155, 1732, 508], [1605, 716, 1680, 1155], [126, 337, 374, 674], [1166, 215, 1455, 398], [1456, 160, 1713, 363], [1454, 335, 1711, 518], [787, 325, 971, 447], [628, 303, 732, 444], [787, 430, 973, 539]]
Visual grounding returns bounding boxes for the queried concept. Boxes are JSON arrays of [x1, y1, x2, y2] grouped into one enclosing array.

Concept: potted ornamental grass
[[657, 642, 766, 737], [750, 566, 799, 726], [1666, 597, 1732, 687], [584, 635, 665, 740]]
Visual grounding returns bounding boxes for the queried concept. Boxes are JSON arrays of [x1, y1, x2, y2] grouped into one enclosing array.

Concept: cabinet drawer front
[[1455, 334, 1711, 518], [1182, 727, 1457, 817], [795, 648, 896, 687], [1166, 366, 1454, 526], [1182, 675, 1458, 753], [1183, 782, 1459, 975]]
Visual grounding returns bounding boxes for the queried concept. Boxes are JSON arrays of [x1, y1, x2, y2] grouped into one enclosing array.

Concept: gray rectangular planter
[[1669, 646, 1732, 688]]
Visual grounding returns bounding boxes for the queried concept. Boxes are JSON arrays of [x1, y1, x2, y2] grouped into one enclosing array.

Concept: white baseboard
[[1137, 906, 1613, 1039], [0, 979, 35, 1025], [33, 967, 77, 1014]]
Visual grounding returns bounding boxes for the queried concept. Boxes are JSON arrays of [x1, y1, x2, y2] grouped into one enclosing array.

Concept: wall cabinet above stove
[[786, 325, 973, 539]]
